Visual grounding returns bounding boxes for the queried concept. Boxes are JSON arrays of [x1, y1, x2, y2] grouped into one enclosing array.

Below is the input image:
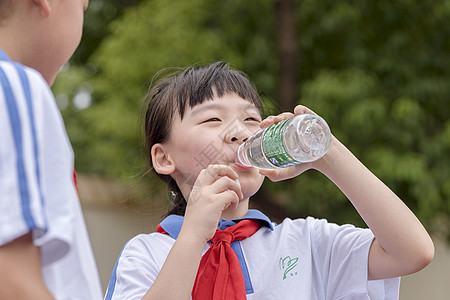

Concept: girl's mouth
[[234, 161, 253, 170]]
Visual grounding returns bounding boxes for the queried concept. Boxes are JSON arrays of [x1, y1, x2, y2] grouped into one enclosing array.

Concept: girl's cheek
[[240, 171, 265, 199]]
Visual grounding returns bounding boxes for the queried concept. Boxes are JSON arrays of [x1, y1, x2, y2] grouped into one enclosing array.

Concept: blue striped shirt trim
[[105, 242, 129, 300], [231, 240, 254, 293], [0, 66, 36, 229], [15, 65, 47, 228]]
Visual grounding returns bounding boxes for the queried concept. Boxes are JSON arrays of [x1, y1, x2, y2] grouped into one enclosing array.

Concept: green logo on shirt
[[279, 256, 299, 280]]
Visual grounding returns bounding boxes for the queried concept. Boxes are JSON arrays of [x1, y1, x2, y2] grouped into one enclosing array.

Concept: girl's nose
[[225, 128, 250, 144], [225, 121, 252, 145], [230, 136, 249, 143]]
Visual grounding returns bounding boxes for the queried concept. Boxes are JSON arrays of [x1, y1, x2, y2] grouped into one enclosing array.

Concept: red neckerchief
[[156, 219, 262, 300]]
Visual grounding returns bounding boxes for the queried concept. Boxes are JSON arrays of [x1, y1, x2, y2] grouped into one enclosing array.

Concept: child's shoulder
[[1, 55, 57, 117], [261, 217, 373, 258], [118, 232, 176, 261], [1, 55, 49, 90], [276, 216, 335, 229], [274, 216, 369, 239]]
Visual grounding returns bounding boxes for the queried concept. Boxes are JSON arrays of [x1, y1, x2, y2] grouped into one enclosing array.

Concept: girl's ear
[[151, 143, 176, 175], [32, 0, 51, 17]]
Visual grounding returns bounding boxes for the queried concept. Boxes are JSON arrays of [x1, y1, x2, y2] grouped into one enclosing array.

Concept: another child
[[105, 61, 434, 300], [0, 0, 102, 299]]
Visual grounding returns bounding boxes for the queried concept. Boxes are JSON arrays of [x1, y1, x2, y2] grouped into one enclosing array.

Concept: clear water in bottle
[[236, 113, 331, 169]]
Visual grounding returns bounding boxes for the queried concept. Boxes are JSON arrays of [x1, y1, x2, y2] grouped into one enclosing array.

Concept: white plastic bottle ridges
[[236, 113, 331, 169]]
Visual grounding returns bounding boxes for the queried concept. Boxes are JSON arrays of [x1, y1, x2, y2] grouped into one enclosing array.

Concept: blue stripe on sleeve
[[15, 66, 46, 228], [0, 67, 36, 229], [105, 242, 129, 300]]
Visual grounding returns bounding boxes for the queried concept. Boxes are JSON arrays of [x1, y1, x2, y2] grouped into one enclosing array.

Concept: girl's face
[[165, 93, 265, 203]]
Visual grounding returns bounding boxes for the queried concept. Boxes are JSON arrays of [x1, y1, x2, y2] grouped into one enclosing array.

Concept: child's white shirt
[[105, 210, 400, 299], [0, 49, 103, 299]]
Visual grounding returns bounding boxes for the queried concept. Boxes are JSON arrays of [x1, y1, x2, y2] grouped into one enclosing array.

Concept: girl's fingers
[[210, 176, 243, 202], [258, 163, 310, 182], [260, 106, 317, 129], [258, 168, 283, 182], [216, 190, 240, 210], [197, 165, 239, 185], [260, 112, 295, 129], [188, 165, 242, 210], [293, 105, 315, 115]]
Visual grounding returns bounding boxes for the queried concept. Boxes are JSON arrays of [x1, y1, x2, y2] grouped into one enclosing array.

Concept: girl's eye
[[204, 118, 221, 122], [245, 117, 261, 122]]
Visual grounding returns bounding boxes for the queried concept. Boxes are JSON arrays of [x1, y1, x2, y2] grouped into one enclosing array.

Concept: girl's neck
[[220, 199, 250, 220]]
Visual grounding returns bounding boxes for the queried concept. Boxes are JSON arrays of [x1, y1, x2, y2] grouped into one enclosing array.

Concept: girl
[[105, 61, 434, 300]]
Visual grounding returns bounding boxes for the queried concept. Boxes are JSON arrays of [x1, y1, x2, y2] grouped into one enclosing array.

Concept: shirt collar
[[159, 209, 274, 239], [0, 49, 12, 62]]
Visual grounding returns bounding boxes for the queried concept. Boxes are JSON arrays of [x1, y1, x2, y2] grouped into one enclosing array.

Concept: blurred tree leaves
[[53, 0, 450, 235]]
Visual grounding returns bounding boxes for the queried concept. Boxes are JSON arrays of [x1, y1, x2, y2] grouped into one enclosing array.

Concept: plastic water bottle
[[236, 113, 331, 169]]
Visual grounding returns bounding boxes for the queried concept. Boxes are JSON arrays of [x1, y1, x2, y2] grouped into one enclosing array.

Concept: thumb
[[258, 168, 282, 181]]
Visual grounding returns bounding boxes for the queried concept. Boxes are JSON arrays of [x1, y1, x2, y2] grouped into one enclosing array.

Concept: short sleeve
[[105, 234, 173, 300], [310, 218, 400, 299], [0, 63, 50, 246]]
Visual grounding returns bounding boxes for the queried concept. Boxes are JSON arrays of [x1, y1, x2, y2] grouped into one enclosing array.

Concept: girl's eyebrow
[[190, 102, 260, 116], [190, 103, 224, 116], [244, 105, 262, 115]]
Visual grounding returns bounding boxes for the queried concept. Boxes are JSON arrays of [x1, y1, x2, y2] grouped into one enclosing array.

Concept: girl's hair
[[144, 61, 263, 217]]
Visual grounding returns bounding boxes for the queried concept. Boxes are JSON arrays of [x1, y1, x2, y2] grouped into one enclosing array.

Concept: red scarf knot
[[211, 230, 235, 246]]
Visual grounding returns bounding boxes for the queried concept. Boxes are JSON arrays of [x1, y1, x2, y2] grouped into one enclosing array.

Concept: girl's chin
[[239, 177, 265, 198]]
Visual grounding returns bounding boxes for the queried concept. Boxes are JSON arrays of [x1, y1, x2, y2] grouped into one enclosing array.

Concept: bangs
[[172, 62, 263, 119]]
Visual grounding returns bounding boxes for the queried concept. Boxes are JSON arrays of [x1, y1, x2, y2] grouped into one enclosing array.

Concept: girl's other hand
[[258, 105, 320, 182], [181, 165, 243, 243], [259, 105, 316, 129]]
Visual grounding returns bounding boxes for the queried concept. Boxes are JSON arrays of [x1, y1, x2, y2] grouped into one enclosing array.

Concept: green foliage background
[[53, 0, 450, 234]]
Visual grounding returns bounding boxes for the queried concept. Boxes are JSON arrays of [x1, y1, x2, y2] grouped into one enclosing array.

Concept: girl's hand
[[181, 165, 243, 243], [258, 105, 323, 182]]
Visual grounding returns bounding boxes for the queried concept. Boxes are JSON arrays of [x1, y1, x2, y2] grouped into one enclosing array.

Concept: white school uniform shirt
[[0, 49, 103, 299], [105, 209, 400, 300]]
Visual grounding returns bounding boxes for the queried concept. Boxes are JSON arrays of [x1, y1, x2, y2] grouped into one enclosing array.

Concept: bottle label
[[262, 119, 298, 168]]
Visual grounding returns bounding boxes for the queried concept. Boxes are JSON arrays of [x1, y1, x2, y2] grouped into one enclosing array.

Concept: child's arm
[[0, 233, 55, 299], [259, 105, 434, 280], [142, 165, 243, 300], [314, 136, 434, 279]]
